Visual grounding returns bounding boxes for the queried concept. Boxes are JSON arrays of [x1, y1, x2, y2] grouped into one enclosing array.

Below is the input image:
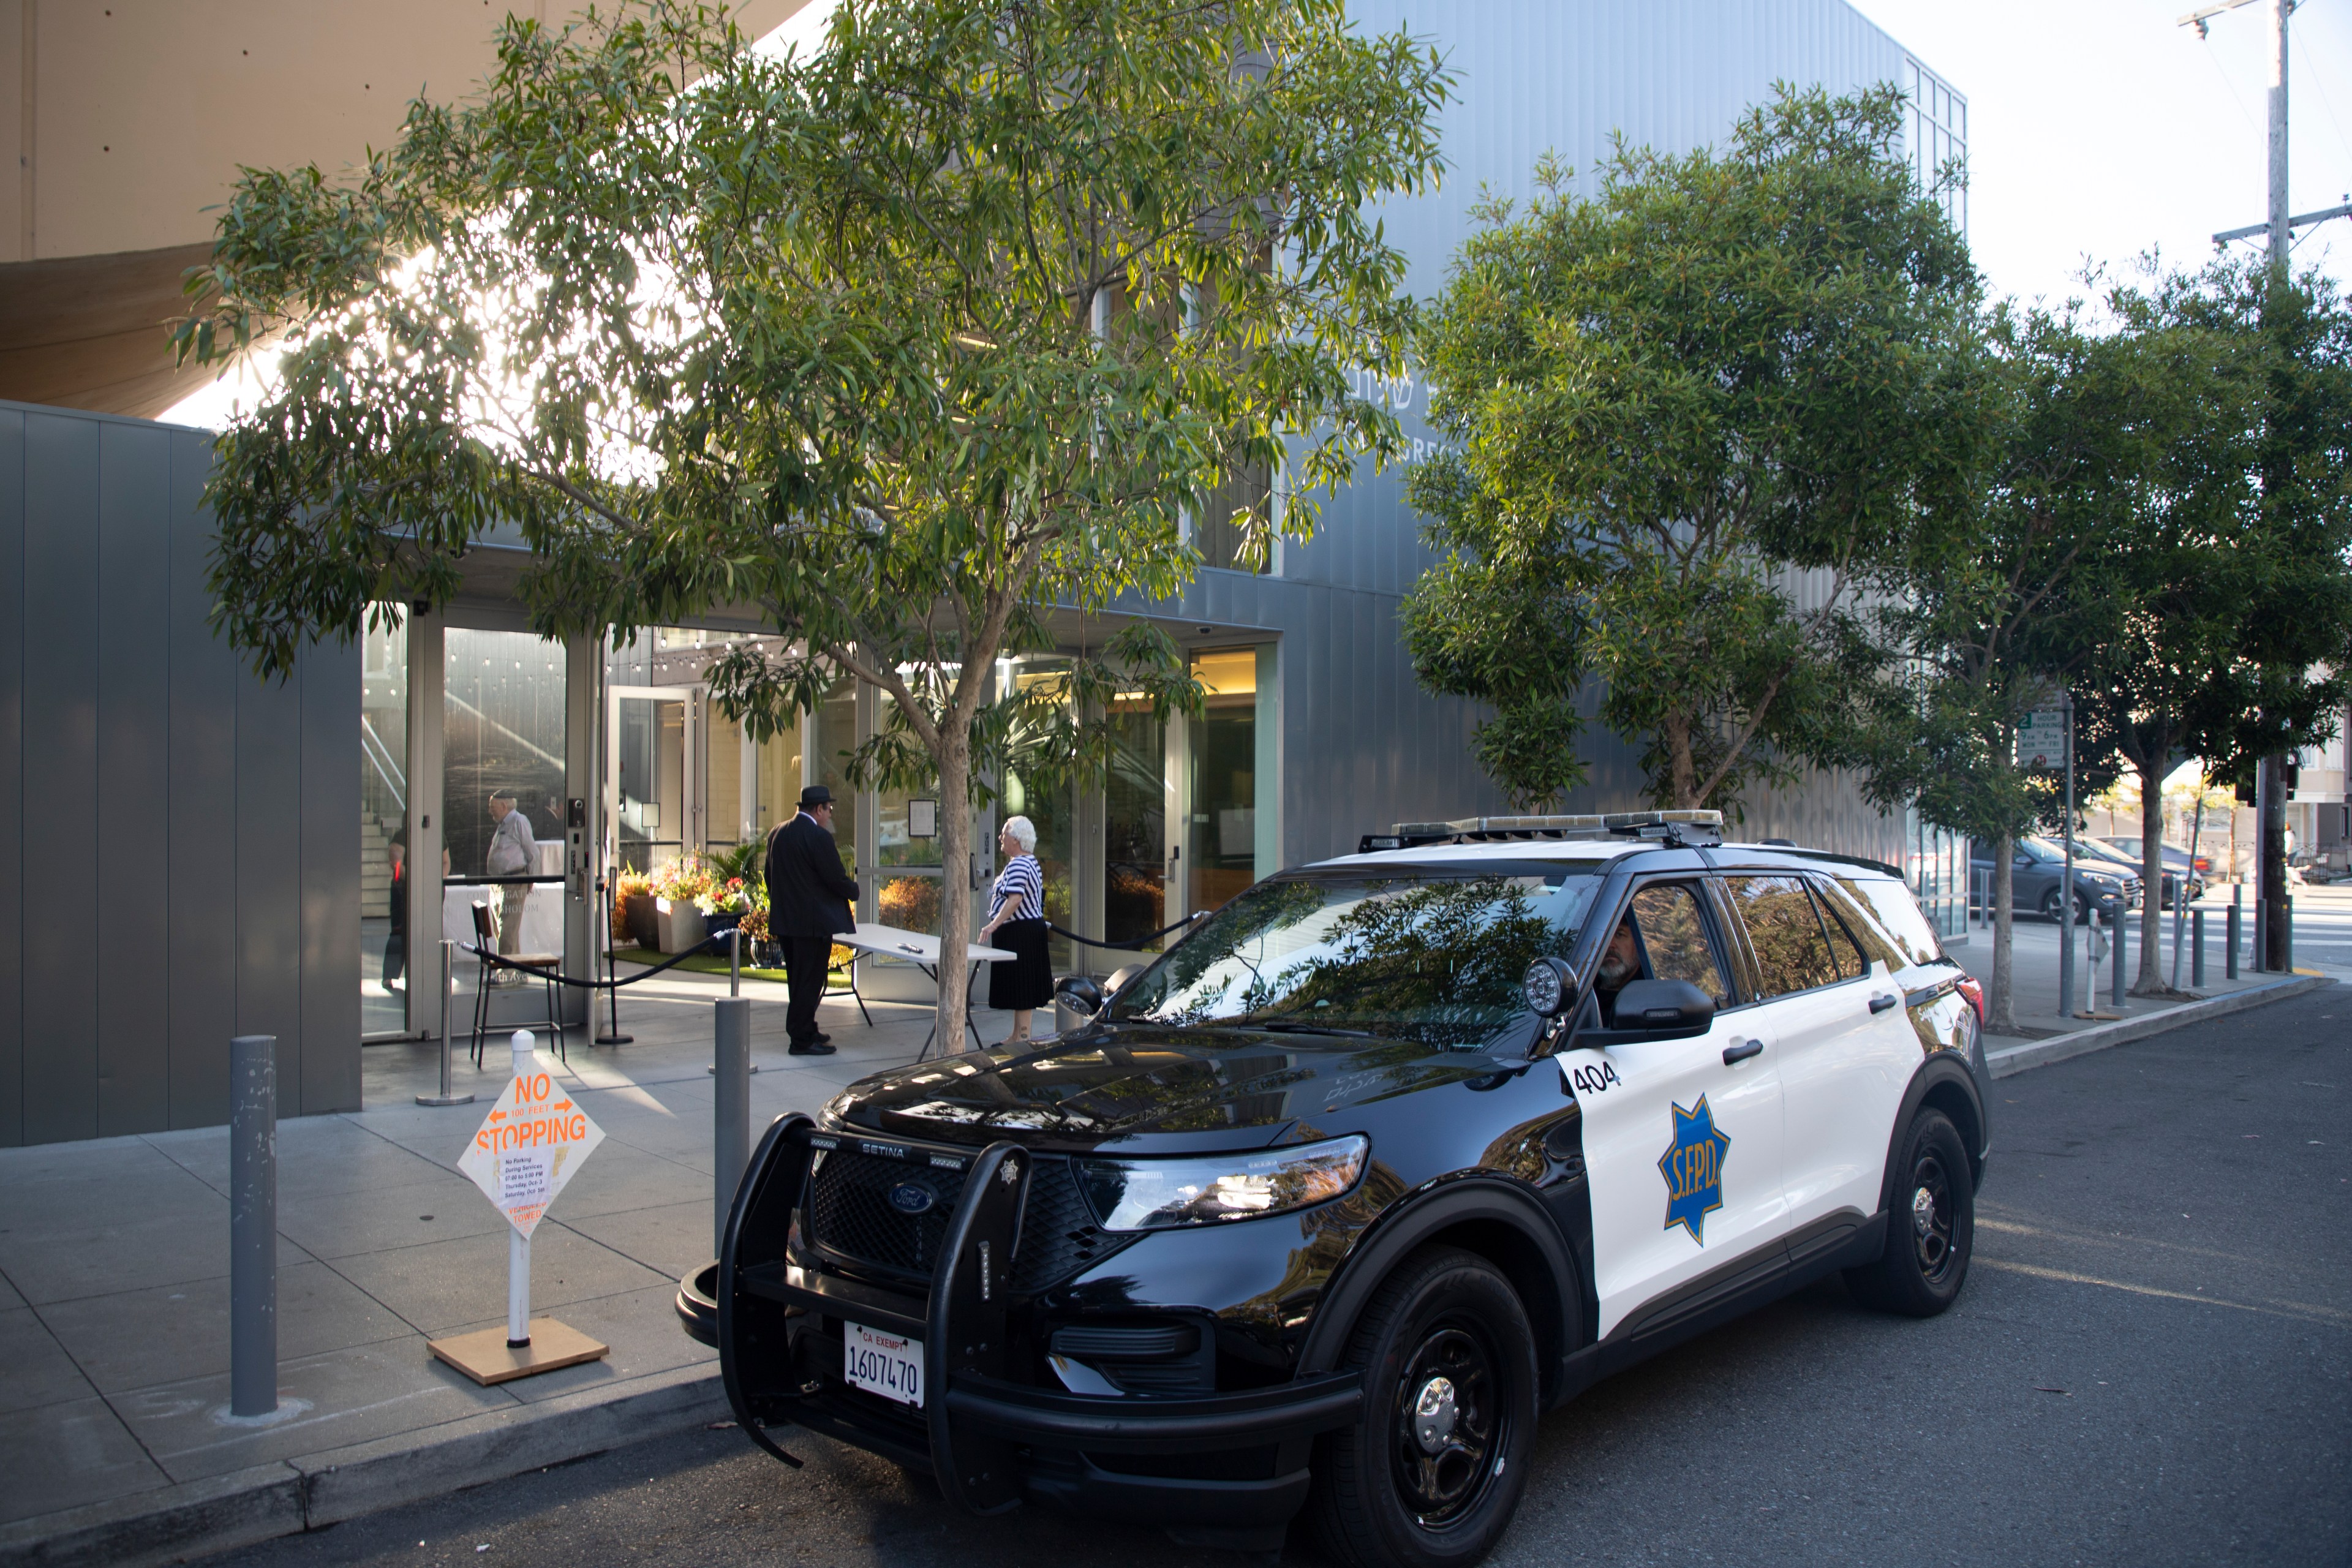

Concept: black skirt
[[987, 918, 1055, 1011]]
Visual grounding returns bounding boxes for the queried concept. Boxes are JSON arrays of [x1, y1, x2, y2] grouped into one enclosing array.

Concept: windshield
[[1104, 863, 1604, 1049]]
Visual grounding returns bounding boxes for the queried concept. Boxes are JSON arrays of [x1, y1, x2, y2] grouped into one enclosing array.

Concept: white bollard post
[[507, 1029, 535, 1349]]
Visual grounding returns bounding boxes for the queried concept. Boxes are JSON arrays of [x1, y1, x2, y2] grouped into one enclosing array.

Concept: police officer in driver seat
[[1593, 916, 1648, 1025]]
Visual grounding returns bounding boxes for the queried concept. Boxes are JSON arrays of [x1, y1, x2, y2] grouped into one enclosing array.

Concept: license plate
[[844, 1322, 924, 1408]]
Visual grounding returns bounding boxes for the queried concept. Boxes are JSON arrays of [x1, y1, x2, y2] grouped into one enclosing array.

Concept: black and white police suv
[[678, 810, 1989, 1567]]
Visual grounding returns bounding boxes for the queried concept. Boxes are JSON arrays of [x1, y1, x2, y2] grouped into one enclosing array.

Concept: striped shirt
[[989, 854, 1044, 922]]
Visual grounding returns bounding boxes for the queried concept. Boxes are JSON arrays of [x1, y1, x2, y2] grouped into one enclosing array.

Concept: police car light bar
[[1359, 810, 1724, 854]]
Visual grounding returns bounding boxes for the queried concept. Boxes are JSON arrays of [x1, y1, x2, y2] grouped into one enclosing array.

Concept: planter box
[[622, 893, 659, 951], [655, 898, 707, 954]]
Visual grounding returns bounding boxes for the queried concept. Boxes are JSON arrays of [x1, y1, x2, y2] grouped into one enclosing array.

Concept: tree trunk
[[1664, 712, 1697, 809], [935, 735, 974, 1051], [2131, 773, 2178, 996], [1987, 834, 2016, 1035]]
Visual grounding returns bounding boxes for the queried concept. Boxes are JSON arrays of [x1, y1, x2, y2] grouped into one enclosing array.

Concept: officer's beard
[[1597, 951, 1635, 987]]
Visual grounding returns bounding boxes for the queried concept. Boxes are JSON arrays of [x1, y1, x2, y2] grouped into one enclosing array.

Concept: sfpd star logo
[[1658, 1096, 1732, 1246]]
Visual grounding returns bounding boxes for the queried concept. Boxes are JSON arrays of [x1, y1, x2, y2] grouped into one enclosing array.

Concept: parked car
[[2094, 835, 2208, 907], [1969, 835, 2139, 924], [680, 812, 1988, 1567]]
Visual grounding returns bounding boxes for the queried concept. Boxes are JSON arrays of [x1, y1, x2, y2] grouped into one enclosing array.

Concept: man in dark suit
[[766, 785, 859, 1055]]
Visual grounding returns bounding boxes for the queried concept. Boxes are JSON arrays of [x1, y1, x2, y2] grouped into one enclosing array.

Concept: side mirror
[[1054, 974, 1105, 1017], [1583, 978, 1715, 1044]]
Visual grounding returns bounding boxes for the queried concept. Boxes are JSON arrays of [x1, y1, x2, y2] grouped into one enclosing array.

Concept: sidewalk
[[0, 969, 1002, 1568], [3, 902, 2342, 1568]]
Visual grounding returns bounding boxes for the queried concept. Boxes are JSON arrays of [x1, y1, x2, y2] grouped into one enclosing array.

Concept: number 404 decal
[[1566, 1059, 1622, 1097]]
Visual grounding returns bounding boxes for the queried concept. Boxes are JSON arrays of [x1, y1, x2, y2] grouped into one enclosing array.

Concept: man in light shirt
[[486, 790, 536, 979]]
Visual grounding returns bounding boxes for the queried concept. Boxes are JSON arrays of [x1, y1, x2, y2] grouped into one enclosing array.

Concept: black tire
[[1306, 1246, 1538, 1568], [1845, 1109, 1973, 1317]]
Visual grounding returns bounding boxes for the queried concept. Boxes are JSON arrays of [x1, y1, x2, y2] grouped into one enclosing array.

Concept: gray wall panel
[[167, 428, 238, 1130], [236, 652, 305, 1118], [20, 413, 101, 1144], [0, 410, 21, 1146], [96, 420, 173, 1136], [299, 633, 361, 1114]]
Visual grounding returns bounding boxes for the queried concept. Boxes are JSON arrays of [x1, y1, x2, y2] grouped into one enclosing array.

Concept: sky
[[160, 0, 2352, 427], [1848, 0, 2352, 309]]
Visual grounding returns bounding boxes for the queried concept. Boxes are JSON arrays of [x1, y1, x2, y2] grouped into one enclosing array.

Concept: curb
[[0, 1364, 726, 1568], [1985, 972, 2331, 1080]]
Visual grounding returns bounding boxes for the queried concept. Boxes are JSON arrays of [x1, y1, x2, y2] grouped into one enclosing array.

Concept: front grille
[[806, 1148, 969, 1277], [802, 1142, 1131, 1293]]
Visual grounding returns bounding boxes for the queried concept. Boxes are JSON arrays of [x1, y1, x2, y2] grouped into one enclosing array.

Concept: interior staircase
[[361, 812, 392, 919]]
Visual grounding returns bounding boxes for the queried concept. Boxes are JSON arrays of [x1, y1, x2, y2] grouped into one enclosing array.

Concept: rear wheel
[[1845, 1109, 1973, 1317], [1307, 1246, 1538, 1568]]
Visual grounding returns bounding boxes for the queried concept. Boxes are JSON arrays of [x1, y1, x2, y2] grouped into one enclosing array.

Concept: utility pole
[[2181, 0, 2318, 971]]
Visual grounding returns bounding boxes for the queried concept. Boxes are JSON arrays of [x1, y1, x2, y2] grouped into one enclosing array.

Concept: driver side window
[[1626, 883, 1732, 1009]]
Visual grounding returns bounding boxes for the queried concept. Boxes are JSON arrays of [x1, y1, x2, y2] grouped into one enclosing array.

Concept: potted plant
[[614, 869, 658, 950]]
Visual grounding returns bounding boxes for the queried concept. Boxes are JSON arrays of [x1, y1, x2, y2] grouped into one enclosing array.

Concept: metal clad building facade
[[0, 401, 360, 1147]]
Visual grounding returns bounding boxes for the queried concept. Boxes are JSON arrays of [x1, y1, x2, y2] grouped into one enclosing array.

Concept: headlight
[[1076, 1136, 1370, 1231]]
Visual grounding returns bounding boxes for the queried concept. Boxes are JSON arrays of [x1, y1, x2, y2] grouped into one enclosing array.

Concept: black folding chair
[[469, 900, 566, 1066]]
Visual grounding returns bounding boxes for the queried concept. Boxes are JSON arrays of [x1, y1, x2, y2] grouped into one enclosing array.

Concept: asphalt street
[[202, 988, 2352, 1568]]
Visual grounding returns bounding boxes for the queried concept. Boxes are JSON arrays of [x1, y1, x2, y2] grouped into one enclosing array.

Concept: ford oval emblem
[[887, 1180, 937, 1215]]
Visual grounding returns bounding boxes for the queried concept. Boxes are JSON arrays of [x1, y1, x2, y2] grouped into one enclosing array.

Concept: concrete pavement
[[0, 967, 1008, 1567]]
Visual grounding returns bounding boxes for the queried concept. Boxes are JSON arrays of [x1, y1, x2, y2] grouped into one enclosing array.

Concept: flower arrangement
[[696, 876, 755, 916]]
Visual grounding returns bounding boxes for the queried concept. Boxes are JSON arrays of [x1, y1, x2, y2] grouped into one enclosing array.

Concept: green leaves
[[1405, 84, 1982, 814]]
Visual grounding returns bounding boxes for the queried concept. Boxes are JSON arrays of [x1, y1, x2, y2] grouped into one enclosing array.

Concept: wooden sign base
[[429, 1318, 609, 1385]]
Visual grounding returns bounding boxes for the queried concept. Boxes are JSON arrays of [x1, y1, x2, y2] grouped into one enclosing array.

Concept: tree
[[2073, 259, 2352, 993], [1401, 85, 1984, 815], [178, 0, 1449, 1046], [1856, 303, 2154, 1032]]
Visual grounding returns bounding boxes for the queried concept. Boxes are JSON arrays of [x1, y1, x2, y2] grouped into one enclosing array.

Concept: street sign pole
[[2062, 693, 2076, 1014]]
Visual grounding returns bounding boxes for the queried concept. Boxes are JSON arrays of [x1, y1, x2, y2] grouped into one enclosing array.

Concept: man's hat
[[800, 785, 834, 807]]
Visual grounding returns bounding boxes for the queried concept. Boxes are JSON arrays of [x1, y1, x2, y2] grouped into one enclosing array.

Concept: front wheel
[[1307, 1246, 1539, 1568], [1845, 1109, 1973, 1317]]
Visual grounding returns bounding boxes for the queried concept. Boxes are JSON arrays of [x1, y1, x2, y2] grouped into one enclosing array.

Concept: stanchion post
[[2284, 894, 2293, 973], [417, 938, 473, 1106], [2110, 907, 2127, 1008], [507, 1030, 537, 1349], [596, 869, 633, 1046], [715, 990, 751, 1256], [2227, 886, 2241, 980], [2193, 908, 2206, 989], [229, 1035, 278, 1417]]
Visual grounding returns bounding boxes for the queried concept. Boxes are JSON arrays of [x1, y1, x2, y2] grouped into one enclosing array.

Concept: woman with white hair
[[978, 814, 1054, 1042]]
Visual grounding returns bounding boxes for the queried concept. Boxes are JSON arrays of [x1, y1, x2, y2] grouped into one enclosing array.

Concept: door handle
[[1722, 1038, 1763, 1065], [1869, 993, 1899, 1014]]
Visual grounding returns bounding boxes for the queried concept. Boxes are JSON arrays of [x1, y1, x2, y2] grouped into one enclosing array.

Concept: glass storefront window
[[448, 629, 568, 967], [1000, 657, 1077, 971], [816, 677, 861, 881], [1187, 649, 1258, 916], [361, 615, 409, 1036], [1105, 696, 1168, 949]]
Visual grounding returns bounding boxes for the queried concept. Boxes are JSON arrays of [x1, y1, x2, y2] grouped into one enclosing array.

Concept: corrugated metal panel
[[97, 419, 175, 1136], [0, 409, 21, 1147]]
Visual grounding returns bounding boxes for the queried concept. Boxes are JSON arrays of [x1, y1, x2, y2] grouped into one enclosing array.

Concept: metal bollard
[[714, 995, 752, 1255], [2193, 908, 2206, 989], [230, 1035, 278, 1417], [417, 939, 473, 1106], [2227, 888, 2241, 979], [2111, 908, 2127, 1007]]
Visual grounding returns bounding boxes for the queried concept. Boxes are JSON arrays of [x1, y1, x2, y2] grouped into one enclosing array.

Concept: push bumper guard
[[695, 1115, 1363, 1524]]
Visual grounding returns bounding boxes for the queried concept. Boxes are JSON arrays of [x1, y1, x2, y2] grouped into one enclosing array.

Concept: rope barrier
[[1042, 913, 1204, 951], [469, 929, 741, 990]]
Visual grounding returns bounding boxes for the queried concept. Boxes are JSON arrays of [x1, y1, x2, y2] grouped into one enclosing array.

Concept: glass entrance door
[[608, 685, 700, 879], [1104, 697, 1170, 949]]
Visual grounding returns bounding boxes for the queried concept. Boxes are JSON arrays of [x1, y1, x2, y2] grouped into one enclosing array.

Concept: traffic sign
[[2016, 706, 2068, 771], [456, 1066, 603, 1238]]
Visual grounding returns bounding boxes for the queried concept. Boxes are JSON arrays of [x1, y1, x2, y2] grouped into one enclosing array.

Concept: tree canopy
[[1402, 84, 1986, 815], [179, 0, 1450, 1043]]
